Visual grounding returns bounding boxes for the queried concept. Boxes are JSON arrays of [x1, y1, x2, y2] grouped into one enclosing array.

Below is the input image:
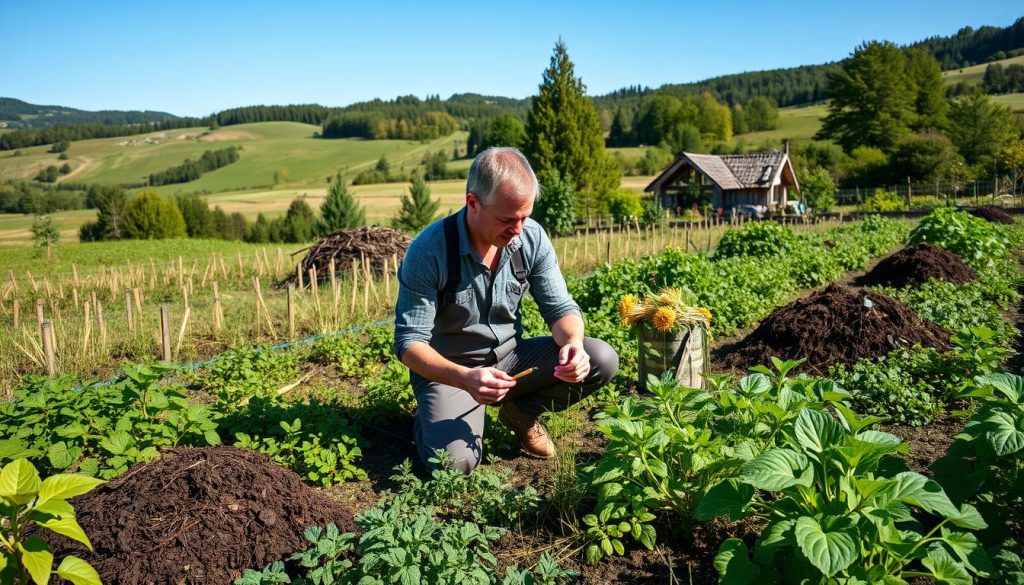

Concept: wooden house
[[644, 147, 799, 215]]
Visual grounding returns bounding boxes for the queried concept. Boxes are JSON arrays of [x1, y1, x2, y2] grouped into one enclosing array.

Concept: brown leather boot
[[498, 401, 555, 459]]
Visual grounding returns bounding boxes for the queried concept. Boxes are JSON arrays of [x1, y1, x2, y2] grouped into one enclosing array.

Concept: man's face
[[467, 183, 535, 248]]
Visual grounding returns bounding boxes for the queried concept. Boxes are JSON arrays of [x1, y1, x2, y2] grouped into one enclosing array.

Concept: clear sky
[[5, 1, 1021, 117]]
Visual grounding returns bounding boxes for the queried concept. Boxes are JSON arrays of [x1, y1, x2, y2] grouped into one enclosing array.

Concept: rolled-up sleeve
[[528, 228, 581, 326], [394, 238, 441, 360]]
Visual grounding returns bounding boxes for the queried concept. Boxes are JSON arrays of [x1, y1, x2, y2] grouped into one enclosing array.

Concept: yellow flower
[[698, 307, 712, 322], [652, 307, 676, 332], [619, 294, 639, 325]]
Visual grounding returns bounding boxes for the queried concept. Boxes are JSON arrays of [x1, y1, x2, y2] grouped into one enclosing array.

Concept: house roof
[[645, 150, 797, 193]]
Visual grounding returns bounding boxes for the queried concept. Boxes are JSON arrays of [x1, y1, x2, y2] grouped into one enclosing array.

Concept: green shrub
[[714, 221, 797, 259], [607, 189, 643, 226], [122, 189, 187, 239], [908, 207, 1009, 267]]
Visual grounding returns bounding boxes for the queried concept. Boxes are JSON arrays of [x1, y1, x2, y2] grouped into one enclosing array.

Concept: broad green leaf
[[203, 430, 222, 446], [37, 474, 104, 507], [17, 538, 53, 585], [754, 519, 795, 565], [78, 458, 100, 477], [738, 374, 771, 395], [31, 499, 74, 519], [585, 544, 602, 564], [0, 438, 33, 460], [794, 516, 858, 577], [922, 546, 972, 585], [946, 504, 987, 531], [940, 529, 992, 576], [56, 555, 103, 585], [637, 524, 656, 550], [891, 472, 958, 517], [46, 442, 79, 470], [713, 538, 759, 585], [855, 430, 903, 447], [739, 449, 813, 491], [795, 408, 845, 454], [695, 479, 754, 521], [985, 410, 1024, 455], [38, 516, 92, 550], [833, 403, 884, 434], [0, 458, 41, 505], [978, 373, 1022, 403], [99, 431, 132, 455]]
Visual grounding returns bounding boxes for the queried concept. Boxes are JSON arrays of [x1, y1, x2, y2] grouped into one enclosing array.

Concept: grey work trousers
[[413, 336, 618, 474]]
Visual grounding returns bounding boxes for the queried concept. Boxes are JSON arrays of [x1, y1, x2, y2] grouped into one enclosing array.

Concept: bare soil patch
[[967, 205, 1015, 224], [46, 446, 356, 585], [858, 243, 978, 289], [715, 284, 950, 374]]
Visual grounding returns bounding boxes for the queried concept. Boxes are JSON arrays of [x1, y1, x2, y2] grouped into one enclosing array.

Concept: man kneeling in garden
[[393, 147, 618, 473]]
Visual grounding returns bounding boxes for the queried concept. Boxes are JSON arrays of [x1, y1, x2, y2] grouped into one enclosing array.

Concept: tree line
[[983, 62, 1024, 93], [0, 97, 182, 128], [148, 147, 241, 186], [0, 119, 205, 150]]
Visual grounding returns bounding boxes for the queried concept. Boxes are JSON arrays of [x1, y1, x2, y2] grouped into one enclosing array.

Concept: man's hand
[[462, 367, 517, 405], [554, 341, 590, 383]]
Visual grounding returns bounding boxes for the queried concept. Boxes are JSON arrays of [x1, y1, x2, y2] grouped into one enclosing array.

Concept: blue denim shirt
[[393, 207, 581, 369]]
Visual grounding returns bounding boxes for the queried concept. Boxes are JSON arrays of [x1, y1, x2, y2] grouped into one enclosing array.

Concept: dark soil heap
[[860, 243, 978, 288], [716, 284, 950, 374], [48, 446, 357, 585], [288, 225, 412, 284], [967, 205, 1015, 224]]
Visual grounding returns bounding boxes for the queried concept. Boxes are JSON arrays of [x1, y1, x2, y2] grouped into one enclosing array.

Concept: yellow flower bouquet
[[618, 287, 711, 391], [618, 287, 712, 334]]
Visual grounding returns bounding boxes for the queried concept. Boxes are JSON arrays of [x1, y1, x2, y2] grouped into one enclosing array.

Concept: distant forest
[[0, 17, 1021, 151]]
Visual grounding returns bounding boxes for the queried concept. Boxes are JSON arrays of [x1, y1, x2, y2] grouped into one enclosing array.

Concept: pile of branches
[[285, 226, 412, 285]]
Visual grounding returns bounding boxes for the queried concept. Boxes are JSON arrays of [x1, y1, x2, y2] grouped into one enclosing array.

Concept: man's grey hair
[[466, 147, 539, 205]]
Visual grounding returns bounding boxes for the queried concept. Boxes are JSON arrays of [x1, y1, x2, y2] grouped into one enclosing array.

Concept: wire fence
[[835, 178, 1024, 208]]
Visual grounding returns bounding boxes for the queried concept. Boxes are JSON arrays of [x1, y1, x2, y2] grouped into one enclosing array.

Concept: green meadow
[[942, 54, 1024, 85]]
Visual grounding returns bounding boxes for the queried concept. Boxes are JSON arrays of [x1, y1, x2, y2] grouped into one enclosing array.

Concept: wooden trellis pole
[[159, 306, 171, 362], [41, 320, 55, 376], [211, 282, 223, 334], [125, 290, 135, 332]]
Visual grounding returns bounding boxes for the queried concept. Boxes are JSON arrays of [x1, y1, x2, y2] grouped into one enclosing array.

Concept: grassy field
[[0, 122, 467, 192], [942, 54, 1024, 86], [731, 103, 828, 146]]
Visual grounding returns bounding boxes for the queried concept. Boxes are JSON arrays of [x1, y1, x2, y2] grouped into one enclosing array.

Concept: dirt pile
[[47, 446, 356, 585], [967, 206, 1015, 224], [288, 226, 412, 285], [715, 284, 950, 374], [860, 243, 978, 288]]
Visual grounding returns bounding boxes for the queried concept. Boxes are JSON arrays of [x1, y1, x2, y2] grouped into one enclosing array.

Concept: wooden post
[[287, 284, 296, 339], [41, 320, 55, 376], [177, 255, 184, 289], [297, 263, 305, 290], [72, 264, 79, 287], [159, 306, 172, 362], [96, 300, 106, 348], [82, 302, 91, 355], [12, 299, 19, 328], [125, 290, 135, 332], [211, 281, 223, 334], [350, 259, 358, 313], [133, 287, 143, 321], [174, 305, 191, 357], [72, 287, 79, 308], [181, 285, 190, 311], [329, 258, 339, 320]]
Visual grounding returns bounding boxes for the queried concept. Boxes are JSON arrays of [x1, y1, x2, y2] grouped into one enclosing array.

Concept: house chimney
[[783, 140, 790, 155]]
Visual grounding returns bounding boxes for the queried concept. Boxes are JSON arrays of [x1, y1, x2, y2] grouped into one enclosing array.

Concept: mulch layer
[[715, 284, 950, 374], [967, 205, 1015, 224], [859, 243, 978, 289], [285, 225, 412, 285], [47, 446, 357, 585]]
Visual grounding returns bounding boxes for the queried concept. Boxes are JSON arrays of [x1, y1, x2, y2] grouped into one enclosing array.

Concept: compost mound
[[47, 446, 357, 585], [288, 225, 412, 284], [716, 284, 949, 374], [860, 243, 977, 288], [967, 205, 1014, 224]]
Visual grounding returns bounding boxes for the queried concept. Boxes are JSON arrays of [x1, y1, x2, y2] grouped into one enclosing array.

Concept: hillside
[[0, 97, 183, 129]]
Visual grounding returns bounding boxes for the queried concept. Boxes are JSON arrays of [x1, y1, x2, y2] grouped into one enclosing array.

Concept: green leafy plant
[[696, 407, 991, 584], [200, 345, 301, 402], [908, 207, 1009, 268], [859, 189, 904, 212], [0, 459, 104, 585], [714, 221, 797, 259], [0, 365, 220, 479], [932, 373, 1024, 582]]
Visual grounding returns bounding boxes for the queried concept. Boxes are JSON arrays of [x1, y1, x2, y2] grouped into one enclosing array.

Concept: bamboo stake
[[72, 265, 79, 287], [384, 258, 392, 304], [174, 305, 191, 357], [159, 306, 171, 362], [329, 258, 339, 323], [36, 299, 44, 342], [219, 255, 229, 281], [7, 268, 16, 293], [41, 320, 55, 376], [177, 256, 184, 289], [125, 290, 135, 332], [252, 277, 277, 337], [211, 282, 223, 334], [287, 284, 296, 339], [133, 288, 143, 322], [297, 264, 305, 290], [262, 249, 272, 279], [350, 259, 358, 313], [276, 248, 284, 278], [82, 301, 91, 356], [237, 252, 245, 280], [96, 300, 106, 349], [12, 299, 19, 328], [181, 285, 190, 311]]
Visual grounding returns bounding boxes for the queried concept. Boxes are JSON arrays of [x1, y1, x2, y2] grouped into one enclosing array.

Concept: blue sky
[[5, 1, 1021, 117]]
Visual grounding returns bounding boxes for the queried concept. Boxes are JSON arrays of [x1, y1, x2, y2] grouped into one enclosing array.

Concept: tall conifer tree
[[524, 41, 619, 218], [392, 174, 440, 233], [320, 172, 365, 234]]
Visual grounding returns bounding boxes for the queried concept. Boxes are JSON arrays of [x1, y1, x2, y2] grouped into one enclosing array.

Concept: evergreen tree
[[905, 48, 947, 130], [817, 41, 917, 152], [282, 197, 320, 242], [320, 173, 365, 234], [175, 193, 217, 238], [392, 174, 441, 233], [607, 108, 631, 146], [93, 186, 130, 240], [524, 40, 620, 218], [482, 113, 526, 150], [533, 172, 577, 237]]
